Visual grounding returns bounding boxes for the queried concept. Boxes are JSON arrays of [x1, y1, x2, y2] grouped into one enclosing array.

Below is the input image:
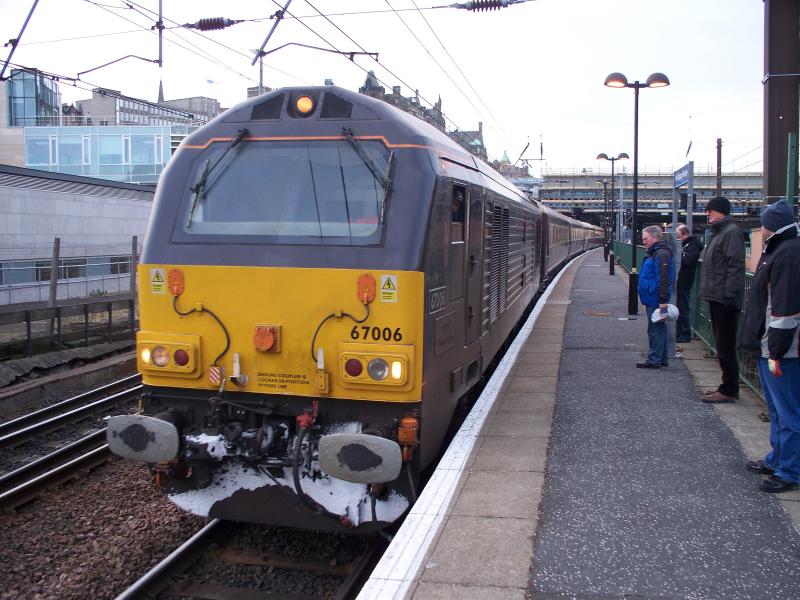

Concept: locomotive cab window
[[179, 139, 391, 246], [451, 185, 466, 243]]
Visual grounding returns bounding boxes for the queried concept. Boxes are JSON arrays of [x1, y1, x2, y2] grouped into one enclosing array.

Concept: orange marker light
[[296, 95, 314, 114], [167, 269, 185, 296], [254, 326, 276, 352], [356, 273, 376, 304]]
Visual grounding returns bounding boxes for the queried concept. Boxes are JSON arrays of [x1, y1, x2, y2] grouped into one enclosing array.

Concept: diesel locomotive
[[107, 86, 601, 532]]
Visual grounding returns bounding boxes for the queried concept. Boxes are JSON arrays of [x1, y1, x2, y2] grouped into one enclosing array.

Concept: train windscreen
[[179, 139, 391, 246]]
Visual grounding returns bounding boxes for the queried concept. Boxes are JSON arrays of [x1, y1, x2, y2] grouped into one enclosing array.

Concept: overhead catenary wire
[[409, 0, 507, 139], [119, 0, 308, 83], [292, 0, 491, 157], [721, 145, 762, 169], [21, 0, 502, 157], [82, 0, 309, 88], [15, 28, 145, 47], [382, 0, 503, 152]]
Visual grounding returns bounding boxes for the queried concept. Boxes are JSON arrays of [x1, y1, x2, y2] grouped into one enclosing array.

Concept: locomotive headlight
[[391, 360, 403, 380], [367, 358, 389, 381], [151, 346, 170, 367], [137, 333, 200, 378], [296, 95, 314, 114]]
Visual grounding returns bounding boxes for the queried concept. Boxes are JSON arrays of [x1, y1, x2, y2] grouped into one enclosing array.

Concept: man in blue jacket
[[637, 226, 675, 368], [739, 199, 800, 493]]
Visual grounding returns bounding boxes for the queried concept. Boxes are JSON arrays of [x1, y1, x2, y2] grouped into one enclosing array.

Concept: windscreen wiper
[[342, 127, 391, 189], [186, 127, 250, 228]]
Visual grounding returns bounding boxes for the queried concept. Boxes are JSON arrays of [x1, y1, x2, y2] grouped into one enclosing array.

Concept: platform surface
[[359, 250, 800, 600], [411, 250, 800, 599]]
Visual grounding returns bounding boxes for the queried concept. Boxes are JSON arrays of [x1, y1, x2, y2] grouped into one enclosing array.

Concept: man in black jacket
[[739, 199, 800, 493], [699, 196, 745, 403], [675, 224, 703, 344]]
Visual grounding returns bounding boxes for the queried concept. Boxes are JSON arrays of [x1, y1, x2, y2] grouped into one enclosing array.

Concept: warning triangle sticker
[[152, 271, 164, 282], [382, 278, 396, 290]]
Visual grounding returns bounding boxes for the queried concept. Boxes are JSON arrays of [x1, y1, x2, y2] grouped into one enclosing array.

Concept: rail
[[0, 437, 111, 510], [0, 384, 140, 449]]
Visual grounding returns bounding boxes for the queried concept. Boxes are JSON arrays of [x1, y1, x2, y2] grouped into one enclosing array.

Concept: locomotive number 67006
[[350, 325, 404, 342]]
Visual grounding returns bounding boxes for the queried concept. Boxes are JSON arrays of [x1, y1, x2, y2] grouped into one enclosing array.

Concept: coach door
[[539, 211, 549, 283], [464, 185, 483, 345]]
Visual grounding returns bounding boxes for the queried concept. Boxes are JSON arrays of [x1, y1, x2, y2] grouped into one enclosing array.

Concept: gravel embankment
[[0, 459, 205, 600]]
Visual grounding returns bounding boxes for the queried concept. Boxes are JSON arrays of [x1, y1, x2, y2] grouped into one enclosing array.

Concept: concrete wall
[[0, 183, 152, 249]]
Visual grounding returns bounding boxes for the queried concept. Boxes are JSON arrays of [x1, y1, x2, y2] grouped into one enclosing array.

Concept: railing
[[613, 240, 762, 400]]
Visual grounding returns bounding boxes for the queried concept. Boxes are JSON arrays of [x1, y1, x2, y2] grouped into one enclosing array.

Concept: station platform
[[361, 248, 800, 600]]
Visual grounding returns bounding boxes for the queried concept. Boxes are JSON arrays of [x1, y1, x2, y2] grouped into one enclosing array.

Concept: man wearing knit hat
[[699, 196, 746, 403], [740, 199, 800, 493]]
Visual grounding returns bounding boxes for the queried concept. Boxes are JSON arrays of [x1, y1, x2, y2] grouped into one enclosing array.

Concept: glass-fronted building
[[6, 69, 60, 126], [22, 125, 194, 184]]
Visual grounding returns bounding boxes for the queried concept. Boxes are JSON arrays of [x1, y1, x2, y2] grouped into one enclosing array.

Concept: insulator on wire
[[452, 0, 508, 10], [183, 17, 240, 31]]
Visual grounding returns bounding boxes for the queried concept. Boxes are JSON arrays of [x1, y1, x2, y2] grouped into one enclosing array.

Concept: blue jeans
[[645, 304, 668, 365], [675, 286, 692, 342], [758, 357, 800, 484]]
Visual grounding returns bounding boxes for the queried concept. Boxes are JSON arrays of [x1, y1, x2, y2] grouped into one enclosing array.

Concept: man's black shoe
[[746, 460, 774, 475], [760, 475, 799, 493], [636, 361, 661, 369]]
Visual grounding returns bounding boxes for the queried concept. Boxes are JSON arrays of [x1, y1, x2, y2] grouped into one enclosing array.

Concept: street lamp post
[[596, 178, 609, 261], [596, 152, 629, 276], [604, 72, 670, 315]]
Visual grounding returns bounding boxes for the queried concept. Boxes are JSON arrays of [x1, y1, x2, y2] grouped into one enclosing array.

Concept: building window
[[59, 258, 87, 280], [59, 134, 82, 165], [26, 137, 50, 164], [154, 135, 163, 164], [49, 135, 58, 165], [123, 135, 131, 164], [109, 256, 130, 274], [131, 135, 154, 165], [82, 136, 91, 165], [99, 136, 122, 163], [36, 260, 51, 282]]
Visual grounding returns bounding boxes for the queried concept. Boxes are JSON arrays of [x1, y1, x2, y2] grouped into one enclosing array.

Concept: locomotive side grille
[[489, 204, 501, 323], [499, 206, 509, 310], [489, 204, 510, 324], [482, 204, 493, 335], [506, 210, 526, 308]]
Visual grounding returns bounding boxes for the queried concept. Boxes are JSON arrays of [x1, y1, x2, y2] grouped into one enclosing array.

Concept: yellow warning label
[[380, 274, 398, 302], [150, 268, 166, 294]]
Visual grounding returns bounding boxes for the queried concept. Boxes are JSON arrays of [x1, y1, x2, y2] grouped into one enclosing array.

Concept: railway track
[[0, 373, 141, 449], [0, 430, 111, 510], [0, 374, 142, 510], [114, 520, 387, 600]]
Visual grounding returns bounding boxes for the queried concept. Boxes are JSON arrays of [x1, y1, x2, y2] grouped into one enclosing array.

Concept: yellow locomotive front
[[109, 263, 424, 529], [105, 87, 442, 530]]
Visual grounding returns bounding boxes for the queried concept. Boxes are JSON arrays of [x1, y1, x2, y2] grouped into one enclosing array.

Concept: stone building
[[359, 72, 446, 132]]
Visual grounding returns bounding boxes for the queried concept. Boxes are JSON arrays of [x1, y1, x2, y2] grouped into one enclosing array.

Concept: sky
[[1, 0, 765, 177]]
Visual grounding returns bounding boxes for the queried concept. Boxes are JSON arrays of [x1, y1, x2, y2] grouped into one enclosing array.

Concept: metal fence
[[0, 238, 140, 306], [613, 240, 762, 400]]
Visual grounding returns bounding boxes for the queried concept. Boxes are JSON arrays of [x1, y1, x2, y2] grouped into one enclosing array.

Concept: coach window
[[451, 186, 466, 242]]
